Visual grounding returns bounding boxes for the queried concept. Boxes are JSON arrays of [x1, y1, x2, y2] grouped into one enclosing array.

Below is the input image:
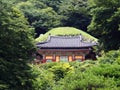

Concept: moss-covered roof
[[35, 27, 98, 42]]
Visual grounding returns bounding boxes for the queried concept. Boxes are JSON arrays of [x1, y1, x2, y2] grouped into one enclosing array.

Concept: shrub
[[48, 62, 74, 81], [31, 65, 55, 90], [32, 62, 74, 89], [31, 53, 120, 90], [99, 50, 120, 64], [52, 70, 117, 90], [69, 60, 98, 72], [87, 64, 120, 87]]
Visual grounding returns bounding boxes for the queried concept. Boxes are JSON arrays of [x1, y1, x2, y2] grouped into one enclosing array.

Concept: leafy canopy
[[59, 0, 91, 31], [0, 1, 35, 89], [88, 0, 120, 51], [16, 0, 62, 38]]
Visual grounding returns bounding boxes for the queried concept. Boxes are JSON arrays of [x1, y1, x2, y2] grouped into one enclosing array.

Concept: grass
[[35, 27, 98, 42]]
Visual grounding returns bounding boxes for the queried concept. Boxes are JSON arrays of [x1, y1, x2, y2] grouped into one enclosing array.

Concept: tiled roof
[[36, 35, 97, 48]]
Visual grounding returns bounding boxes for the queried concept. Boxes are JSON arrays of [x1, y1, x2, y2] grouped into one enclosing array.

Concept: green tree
[[88, 0, 120, 51], [59, 0, 91, 31], [16, 0, 61, 37], [0, 1, 35, 89], [38, 0, 65, 12]]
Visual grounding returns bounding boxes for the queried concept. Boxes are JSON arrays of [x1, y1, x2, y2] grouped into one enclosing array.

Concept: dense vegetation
[[2, 0, 119, 51], [0, 0, 120, 90], [88, 0, 120, 51], [32, 50, 120, 90], [0, 0, 35, 89], [15, 0, 90, 37]]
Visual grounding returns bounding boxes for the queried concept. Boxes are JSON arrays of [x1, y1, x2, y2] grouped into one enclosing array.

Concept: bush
[[69, 60, 98, 72], [87, 64, 120, 87], [47, 62, 74, 81], [32, 65, 55, 90], [52, 70, 117, 90], [99, 50, 120, 64], [32, 62, 74, 89], [31, 52, 120, 90]]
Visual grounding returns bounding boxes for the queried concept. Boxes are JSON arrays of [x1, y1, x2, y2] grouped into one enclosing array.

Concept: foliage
[[32, 62, 74, 90], [31, 50, 120, 90], [0, 58, 34, 90], [31, 58, 120, 90], [87, 63, 120, 88], [15, 0, 92, 37], [1, 0, 120, 89], [0, 1, 35, 89], [53, 71, 117, 90], [16, 0, 62, 37], [69, 60, 97, 72], [48, 62, 74, 81], [0, 6, 35, 60], [31, 65, 55, 90], [35, 27, 97, 42], [88, 0, 120, 51], [37, 0, 65, 12], [99, 50, 120, 64], [59, 0, 91, 31]]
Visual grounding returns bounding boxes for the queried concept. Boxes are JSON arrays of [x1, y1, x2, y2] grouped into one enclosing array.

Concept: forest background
[[0, 0, 120, 90]]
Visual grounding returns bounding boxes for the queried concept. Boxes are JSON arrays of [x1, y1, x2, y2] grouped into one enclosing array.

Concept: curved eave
[[36, 45, 96, 49]]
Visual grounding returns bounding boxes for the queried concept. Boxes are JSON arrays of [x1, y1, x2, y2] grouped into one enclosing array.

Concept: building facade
[[36, 35, 97, 63]]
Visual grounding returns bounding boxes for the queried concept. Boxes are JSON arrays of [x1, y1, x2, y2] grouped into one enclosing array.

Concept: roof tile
[[36, 35, 97, 48]]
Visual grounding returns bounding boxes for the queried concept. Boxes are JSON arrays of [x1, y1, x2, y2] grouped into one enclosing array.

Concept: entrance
[[60, 56, 68, 62]]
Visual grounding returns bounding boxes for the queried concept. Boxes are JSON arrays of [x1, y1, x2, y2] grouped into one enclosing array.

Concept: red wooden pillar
[[42, 54, 46, 63], [82, 54, 85, 61], [52, 54, 56, 62], [72, 53, 75, 61]]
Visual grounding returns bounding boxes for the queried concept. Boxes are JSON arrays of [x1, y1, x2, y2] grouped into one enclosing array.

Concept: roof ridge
[[50, 35, 81, 38]]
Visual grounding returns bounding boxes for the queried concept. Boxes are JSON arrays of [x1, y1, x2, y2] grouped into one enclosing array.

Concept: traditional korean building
[[36, 35, 97, 63]]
